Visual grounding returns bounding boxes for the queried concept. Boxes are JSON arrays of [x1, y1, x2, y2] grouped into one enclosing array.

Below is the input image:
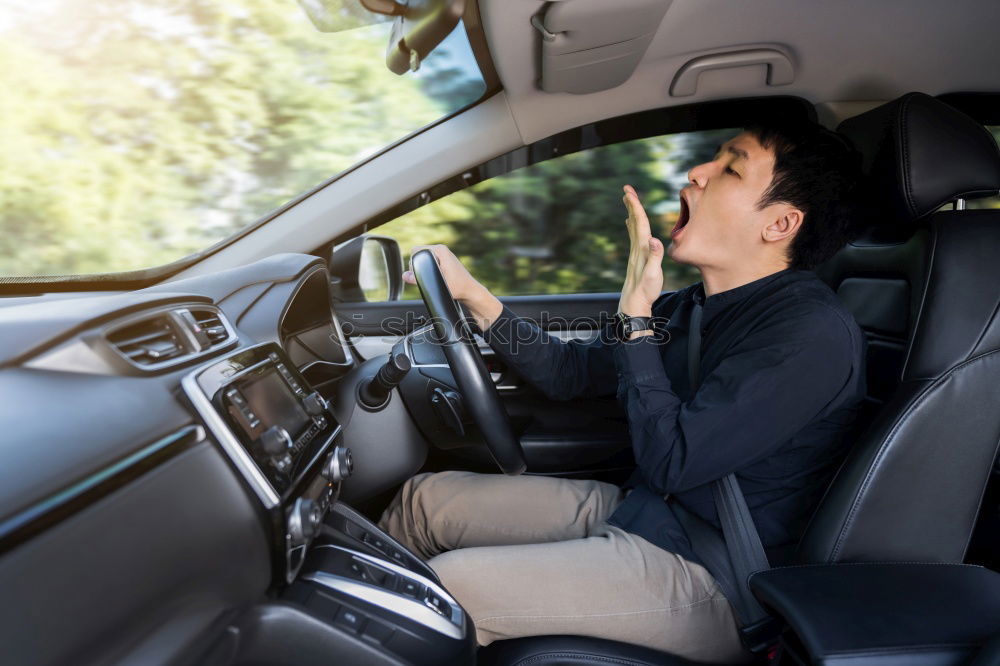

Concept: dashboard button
[[398, 579, 422, 598], [424, 591, 448, 616], [303, 391, 328, 416], [334, 607, 365, 634], [258, 425, 292, 457], [349, 561, 370, 583]]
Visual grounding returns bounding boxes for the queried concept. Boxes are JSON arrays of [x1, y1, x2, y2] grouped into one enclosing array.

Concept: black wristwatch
[[614, 312, 653, 342]]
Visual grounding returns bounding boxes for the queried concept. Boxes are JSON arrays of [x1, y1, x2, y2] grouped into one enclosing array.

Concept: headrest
[[837, 92, 1000, 223]]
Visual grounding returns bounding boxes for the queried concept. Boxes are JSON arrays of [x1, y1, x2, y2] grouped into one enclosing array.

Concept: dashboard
[[0, 253, 445, 665]]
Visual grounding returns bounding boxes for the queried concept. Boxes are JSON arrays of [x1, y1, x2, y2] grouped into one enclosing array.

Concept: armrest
[[749, 563, 1000, 665]]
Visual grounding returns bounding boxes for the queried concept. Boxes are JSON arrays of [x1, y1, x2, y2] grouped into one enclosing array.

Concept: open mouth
[[671, 195, 690, 237]]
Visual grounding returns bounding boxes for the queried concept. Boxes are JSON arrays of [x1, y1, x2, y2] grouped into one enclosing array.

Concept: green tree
[[0, 0, 456, 276], [377, 130, 738, 298]]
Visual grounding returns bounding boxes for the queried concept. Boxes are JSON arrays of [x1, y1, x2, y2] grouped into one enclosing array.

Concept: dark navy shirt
[[483, 268, 866, 567]]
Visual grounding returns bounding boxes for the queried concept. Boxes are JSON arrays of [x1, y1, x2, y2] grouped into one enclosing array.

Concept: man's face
[[668, 131, 785, 270]]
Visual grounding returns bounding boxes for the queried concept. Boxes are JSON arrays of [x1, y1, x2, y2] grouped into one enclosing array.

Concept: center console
[[183, 342, 349, 583], [184, 342, 475, 665], [280, 504, 474, 665]]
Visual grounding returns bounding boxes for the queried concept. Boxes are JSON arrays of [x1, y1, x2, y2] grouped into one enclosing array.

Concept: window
[[0, 1, 486, 278], [376, 128, 737, 299], [934, 126, 1000, 212], [966, 126, 1000, 210]]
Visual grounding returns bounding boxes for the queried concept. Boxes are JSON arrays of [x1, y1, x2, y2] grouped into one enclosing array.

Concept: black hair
[[743, 121, 862, 270]]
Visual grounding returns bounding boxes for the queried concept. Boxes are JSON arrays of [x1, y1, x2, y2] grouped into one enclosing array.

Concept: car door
[[328, 99, 811, 479]]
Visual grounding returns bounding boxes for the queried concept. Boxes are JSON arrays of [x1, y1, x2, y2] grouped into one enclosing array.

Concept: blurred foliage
[[0, 0, 479, 276], [967, 127, 1000, 211], [9, 0, 1000, 298], [378, 129, 736, 297], [379, 124, 1000, 298]]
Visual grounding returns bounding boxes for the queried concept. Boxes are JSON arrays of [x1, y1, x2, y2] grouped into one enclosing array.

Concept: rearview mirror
[[329, 235, 404, 302], [384, 0, 465, 74], [296, 0, 463, 76]]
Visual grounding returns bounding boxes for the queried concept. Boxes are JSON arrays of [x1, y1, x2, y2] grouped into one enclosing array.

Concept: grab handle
[[670, 48, 794, 97]]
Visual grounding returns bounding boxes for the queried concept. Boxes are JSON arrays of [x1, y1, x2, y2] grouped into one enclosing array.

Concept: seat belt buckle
[[738, 615, 783, 656]]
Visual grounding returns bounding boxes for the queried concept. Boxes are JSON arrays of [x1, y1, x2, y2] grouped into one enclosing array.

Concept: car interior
[[2, 1, 1000, 665]]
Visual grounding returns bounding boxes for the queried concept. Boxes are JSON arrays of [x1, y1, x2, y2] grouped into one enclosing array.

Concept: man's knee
[[379, 471, 467, 558], [380, 472, 433, 529], [427, 551, 482, 620], [397, 471, 436, 505]]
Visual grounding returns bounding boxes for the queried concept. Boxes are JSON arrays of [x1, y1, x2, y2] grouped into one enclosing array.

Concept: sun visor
[[532, 0, 673, 94]]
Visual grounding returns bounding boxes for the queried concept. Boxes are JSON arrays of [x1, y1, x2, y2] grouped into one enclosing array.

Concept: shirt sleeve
[[482, 305, 617, 401], [614, 303, 856, 495]]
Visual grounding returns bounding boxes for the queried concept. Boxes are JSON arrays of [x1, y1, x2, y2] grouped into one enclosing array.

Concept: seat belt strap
[[681, 302, 775, 650], [687, 302, 703, 390]]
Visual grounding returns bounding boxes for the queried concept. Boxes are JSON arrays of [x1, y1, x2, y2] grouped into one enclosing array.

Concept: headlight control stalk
[[358, 341, 411, 410]]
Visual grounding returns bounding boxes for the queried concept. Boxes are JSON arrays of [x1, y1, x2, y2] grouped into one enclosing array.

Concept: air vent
[[191, 309, 231, 346], [107, 316, 186, 366], [104, 305, 237, 372]]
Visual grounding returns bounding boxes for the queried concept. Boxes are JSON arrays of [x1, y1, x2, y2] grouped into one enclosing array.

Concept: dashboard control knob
[[323, 446, 354, 483], [288, 498, 322, 546], [258, 425, 292, 458], [303, 391, 329, 417]]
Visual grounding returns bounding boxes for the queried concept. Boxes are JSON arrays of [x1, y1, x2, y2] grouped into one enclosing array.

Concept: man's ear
[[762, 206, 803, 244]]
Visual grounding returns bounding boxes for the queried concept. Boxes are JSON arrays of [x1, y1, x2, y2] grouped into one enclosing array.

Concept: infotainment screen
[[238, 368, 310, 440]]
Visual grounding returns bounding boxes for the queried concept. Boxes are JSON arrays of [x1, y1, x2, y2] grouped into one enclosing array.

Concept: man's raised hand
[[619, 185, 665, 318]]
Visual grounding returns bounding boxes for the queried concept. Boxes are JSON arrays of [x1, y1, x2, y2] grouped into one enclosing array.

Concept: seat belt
[[675, 302, 778, 653]]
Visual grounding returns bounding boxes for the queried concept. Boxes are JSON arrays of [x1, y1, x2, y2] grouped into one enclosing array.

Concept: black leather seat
[[478, 93, 1000, 665], [797, 93, 1000, 566], [814, 215, 929, 416], [476, 635, 726, 666]]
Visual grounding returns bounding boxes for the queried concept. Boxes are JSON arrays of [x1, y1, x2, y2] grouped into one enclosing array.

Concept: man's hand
[[619, 185, 665, 318], [404, 244, 503, 331]]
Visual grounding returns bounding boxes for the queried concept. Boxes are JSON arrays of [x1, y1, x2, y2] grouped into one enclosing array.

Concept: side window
[[376, 128, 738, 298], [933, 126, 1000, 213], [966, 126, 1000, 210]]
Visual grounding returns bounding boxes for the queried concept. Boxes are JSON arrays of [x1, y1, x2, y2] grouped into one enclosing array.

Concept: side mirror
[[329, 235, 404, 302]]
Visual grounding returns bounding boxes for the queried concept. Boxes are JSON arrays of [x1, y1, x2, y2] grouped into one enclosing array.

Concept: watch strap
[[616, 313, 653, 340]]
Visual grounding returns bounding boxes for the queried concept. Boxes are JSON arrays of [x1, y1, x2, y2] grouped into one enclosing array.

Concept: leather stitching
[[825, 644, 979, 660], [750, 562, 985, 574], [829, 348, 1000, 561], [897, 95, 918, 219], [899, 222, 937, 380]]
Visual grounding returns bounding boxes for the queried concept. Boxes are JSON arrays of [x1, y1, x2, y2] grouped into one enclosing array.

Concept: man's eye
[[725, 166, 738, 176]]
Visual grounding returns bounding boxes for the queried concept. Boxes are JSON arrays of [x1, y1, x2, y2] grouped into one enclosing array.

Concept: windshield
[[0, 0, 486, 278]]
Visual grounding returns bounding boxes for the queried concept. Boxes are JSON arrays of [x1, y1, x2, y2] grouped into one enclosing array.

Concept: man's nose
[[687, 160, 714, 189]]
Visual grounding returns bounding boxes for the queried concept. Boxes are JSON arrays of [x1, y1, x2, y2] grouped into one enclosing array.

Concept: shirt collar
[[691, 267, 800, 323]]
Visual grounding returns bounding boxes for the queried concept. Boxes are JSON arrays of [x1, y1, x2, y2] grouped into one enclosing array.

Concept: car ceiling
[[484, 0, 1000, 143]]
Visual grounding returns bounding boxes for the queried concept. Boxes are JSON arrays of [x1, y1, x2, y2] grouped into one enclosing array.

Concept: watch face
[[615, 313, 637, 341], [615, 314, 653, 341]]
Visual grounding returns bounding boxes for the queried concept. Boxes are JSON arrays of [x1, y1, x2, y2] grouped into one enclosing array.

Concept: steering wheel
[[410, 249, 526, 475]]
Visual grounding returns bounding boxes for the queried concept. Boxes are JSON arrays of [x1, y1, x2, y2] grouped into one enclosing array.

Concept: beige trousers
[[378, 471, 748, 663]]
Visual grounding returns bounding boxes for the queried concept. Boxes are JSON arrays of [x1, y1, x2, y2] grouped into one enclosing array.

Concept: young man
[[378, 122, 866, 663]]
